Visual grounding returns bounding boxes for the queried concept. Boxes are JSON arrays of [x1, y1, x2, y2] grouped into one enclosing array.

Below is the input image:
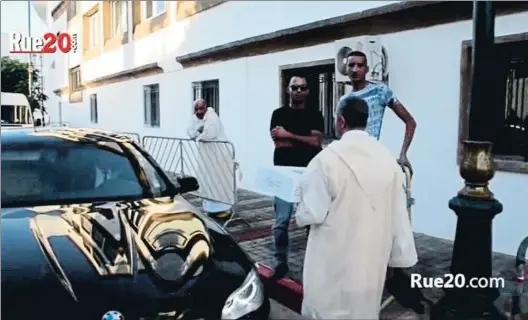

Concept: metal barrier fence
[[118, 132, 141, 145], [141, 136, 244, 228], [44, 128, 244, 227], [512, 236, 528, 317], [46, 122, 71, 127], [380, 165, 416, 311]]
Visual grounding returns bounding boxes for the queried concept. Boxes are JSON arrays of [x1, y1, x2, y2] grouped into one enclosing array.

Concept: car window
[[127, 146, 169, 195], [1, 141, 168, 207]]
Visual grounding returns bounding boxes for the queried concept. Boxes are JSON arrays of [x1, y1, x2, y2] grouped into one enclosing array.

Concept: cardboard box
[[255, 166, 306, 203]]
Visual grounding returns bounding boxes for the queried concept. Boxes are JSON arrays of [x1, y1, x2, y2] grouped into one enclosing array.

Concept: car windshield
[[1, 140, 171, 207]]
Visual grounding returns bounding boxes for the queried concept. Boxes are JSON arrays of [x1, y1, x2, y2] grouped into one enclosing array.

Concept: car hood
[[1, 196, 254, 319]]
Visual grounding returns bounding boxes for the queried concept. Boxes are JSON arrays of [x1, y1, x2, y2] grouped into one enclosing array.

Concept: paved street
[[270, 299, 303, 319], [181, 188, 528, 319]]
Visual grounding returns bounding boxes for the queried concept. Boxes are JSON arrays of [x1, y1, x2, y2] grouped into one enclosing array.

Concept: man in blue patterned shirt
[[337, 51, 429, 316], [338, 51, 417, 171]]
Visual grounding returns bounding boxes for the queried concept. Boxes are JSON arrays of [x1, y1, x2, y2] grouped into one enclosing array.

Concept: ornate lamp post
[[27, 0, 33, 96], [430, 1, 507, 319]]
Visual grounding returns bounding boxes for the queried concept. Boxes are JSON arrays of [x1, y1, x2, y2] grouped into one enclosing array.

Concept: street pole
[[431, 2, 506, 319], [27, 0, 33, 97]]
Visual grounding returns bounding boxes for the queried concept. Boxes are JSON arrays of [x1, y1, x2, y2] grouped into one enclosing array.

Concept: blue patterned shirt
[[338, 82, 398, 140]]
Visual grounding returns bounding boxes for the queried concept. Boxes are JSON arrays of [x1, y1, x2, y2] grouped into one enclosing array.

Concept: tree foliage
[[1, 56, 48, 110]]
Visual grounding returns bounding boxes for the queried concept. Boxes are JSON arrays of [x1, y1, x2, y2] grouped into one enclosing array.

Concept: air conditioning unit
[[334, 36, 387, 84]]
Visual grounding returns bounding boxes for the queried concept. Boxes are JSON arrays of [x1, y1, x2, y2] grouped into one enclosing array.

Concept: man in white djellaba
[[295, 96, 418, 319], [187, 99, 234, 219]]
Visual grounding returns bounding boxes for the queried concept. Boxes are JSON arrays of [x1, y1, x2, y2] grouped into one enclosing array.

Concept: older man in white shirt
[[295, 96, 418, 319], [187, 99, 233, 218]]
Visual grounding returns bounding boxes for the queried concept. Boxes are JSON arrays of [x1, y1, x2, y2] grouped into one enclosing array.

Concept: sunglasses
[[348, 62, 366, 68], [290, 85, 308, 92]]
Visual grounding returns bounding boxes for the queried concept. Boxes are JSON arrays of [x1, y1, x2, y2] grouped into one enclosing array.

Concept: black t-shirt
[[270, 106, 324, 167]]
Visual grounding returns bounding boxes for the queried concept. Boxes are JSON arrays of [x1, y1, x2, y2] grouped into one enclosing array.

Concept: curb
[[256, 263, 303, 314], [255, 263, 401, 317], [254, 263, 435, 320]]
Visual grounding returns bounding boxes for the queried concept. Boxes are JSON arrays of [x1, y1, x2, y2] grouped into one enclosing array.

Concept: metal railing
[[118, 132, 141, 145], [511, 236, 528, 317], [141, 136, 245, 228], [44, 129, 244, 227], [44, 122, 72, 127], [380, 164, 419, 311]]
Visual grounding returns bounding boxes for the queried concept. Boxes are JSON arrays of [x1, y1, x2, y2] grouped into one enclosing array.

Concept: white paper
[[255, 166, 306, 203]]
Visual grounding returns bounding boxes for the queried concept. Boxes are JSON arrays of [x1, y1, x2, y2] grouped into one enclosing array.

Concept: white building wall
[[44, 1, 528, 256], [50, 1, 401, 84], [176, 1, 400, 55], [43, 10, 67, 123]]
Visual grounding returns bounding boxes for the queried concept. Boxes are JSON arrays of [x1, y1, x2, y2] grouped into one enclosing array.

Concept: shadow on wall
[[123, 37, 135, 78], [171, 1, 224, 57], [109, 1, 202, 135], [156, 0, 202, 132], [153, 1, 200, 73], [176, 1, 201, 22]]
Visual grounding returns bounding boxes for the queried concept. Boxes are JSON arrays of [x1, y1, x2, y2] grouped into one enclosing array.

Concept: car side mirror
[[177, 176, 199, 193]]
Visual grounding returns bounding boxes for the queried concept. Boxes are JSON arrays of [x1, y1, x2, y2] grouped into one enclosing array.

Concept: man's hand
[[397, 154, 413, 177], [271, 126, 291, 139]]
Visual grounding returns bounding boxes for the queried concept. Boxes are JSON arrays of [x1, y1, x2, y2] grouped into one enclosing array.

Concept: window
[[67, 1, 79, 20], [192, 80, 220, 115], [0, 106, 16, 124], [280, 62, 339, 138], [143, 1, 166, 20], [69, 66, 82, 92], [88, 12, 101, 48], [144, 84, 160, 127], [90, 94, 98, 124], [1, 105, 31, 125], [111, 0, 127, 37], [459, 35, 528, 173]]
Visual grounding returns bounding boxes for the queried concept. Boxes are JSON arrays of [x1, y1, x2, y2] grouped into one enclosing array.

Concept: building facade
[[1, 33, 29, 63], [43, 1, 528, 255]]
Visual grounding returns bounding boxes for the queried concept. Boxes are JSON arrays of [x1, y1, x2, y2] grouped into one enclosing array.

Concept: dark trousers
[[385, 267, 428, 314], [273, 197, 294, 265]]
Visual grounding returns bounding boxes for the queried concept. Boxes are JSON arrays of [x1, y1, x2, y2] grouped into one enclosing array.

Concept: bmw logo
[[102, 310, 124, 320]]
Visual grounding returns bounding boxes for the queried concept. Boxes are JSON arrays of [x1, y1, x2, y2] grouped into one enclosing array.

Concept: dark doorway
[[280, 63, 345, 139]]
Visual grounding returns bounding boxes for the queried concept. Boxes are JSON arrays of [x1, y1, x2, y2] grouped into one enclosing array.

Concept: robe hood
[[327, 131, 398, 212]]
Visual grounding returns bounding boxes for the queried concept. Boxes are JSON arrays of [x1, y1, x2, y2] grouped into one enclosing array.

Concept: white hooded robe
[[295, 130, 418, 319], [186, 108, 236, 212]]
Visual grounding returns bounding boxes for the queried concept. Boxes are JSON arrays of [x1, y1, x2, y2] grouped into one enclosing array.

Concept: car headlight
[[221, 269, 264, 319]]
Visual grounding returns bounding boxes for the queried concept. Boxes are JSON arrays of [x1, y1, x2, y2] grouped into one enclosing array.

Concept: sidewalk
[[183, 189, 528, 319]]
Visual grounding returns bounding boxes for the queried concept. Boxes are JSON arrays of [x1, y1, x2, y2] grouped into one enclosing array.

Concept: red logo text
[[9, 32, 77, 54]]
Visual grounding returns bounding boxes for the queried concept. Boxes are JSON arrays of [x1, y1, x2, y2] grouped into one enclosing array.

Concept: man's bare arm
[[288, 130, 323, 148], [389, 101, 416, 159], [274, 140, 295, 148]]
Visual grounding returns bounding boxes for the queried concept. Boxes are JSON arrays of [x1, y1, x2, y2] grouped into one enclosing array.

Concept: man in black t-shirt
[[269, 76, 324, 278]]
